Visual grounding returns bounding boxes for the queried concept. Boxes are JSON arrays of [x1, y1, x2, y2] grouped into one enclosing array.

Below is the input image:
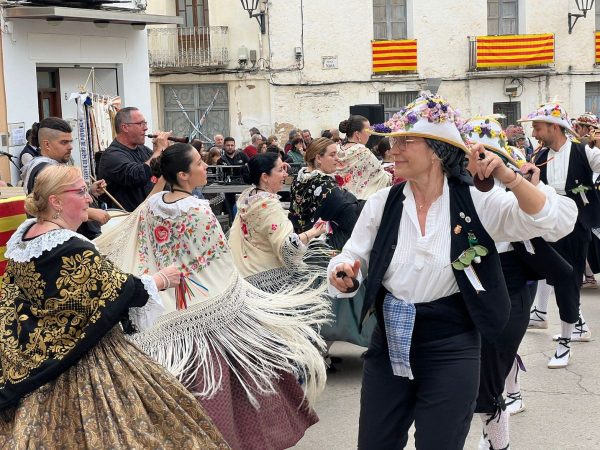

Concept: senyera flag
[[372, 39, 417, 73], [0, 196, 26, 276], [476, 33, 554, 68]]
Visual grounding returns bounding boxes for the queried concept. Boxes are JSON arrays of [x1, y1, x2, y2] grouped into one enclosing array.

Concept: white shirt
[[547, 140, 600, 195], [328, 178, 577, 304]]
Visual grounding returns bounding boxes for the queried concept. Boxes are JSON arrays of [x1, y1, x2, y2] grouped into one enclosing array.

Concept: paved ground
[[293, 288, 600, 449]]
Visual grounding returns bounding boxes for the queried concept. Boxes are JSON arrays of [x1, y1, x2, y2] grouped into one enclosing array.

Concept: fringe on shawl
[[130, 274, 330, 407]]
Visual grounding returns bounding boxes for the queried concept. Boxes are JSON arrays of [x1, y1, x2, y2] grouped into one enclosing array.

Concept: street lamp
[[568, 0, 595, 34], [240, 0, 266, 34]]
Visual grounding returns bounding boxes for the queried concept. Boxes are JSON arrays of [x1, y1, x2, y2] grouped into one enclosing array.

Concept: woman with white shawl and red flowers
[[96, 143, 330, 450], [329, 93, 577, 450]]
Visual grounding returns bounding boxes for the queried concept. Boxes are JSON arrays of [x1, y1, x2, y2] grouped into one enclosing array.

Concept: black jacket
[[97, 139, 154, 212]]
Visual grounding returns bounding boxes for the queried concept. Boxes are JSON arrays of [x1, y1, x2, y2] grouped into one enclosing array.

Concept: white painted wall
[[148, 0, 600, 147], [2, 17, 153, 184]]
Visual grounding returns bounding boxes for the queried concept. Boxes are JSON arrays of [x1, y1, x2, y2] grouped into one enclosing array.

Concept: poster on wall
[[8, 122, 26, 147]]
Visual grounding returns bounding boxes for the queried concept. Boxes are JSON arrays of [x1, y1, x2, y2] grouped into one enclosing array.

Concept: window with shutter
[[487, 0, 518, 35], [380, 91, 419, 121], [163, 84, 229, 140], [585, 82, 600, 116], [175, 0, 209, 28], [493, 102, 521, 129], [373, 0, 407, 40]]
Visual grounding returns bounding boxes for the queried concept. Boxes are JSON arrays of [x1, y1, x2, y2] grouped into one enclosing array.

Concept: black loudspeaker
[[349, 104, 385, 150]]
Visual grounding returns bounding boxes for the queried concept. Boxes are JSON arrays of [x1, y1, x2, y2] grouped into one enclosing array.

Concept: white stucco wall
[[2, 17, 153, 183], [148, 0, 600, 147]]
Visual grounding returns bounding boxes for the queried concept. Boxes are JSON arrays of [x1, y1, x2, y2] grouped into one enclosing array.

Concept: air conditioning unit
[[505, 84, 519, 97]]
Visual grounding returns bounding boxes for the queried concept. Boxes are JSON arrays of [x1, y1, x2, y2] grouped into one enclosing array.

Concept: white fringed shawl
[[94, 193, 330, 407]]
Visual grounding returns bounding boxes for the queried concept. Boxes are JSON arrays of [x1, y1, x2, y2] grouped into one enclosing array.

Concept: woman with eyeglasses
[[0, 165, 229, 449]]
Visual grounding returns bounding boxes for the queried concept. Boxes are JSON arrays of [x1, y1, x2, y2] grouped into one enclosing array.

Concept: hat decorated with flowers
[[505, 124, 525, 141], [574, 112, 599, 129], [461, 115, 526, 169], [518, 102, 577, 136], [368, 92, 469, 152]]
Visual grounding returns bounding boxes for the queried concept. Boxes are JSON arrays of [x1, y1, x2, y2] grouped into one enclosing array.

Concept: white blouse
[[328, 178, 577, 304], [547, 140, 600, 195]]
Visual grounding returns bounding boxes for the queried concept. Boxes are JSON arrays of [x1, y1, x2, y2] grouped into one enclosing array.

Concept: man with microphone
[[97, 107, 171, 212]]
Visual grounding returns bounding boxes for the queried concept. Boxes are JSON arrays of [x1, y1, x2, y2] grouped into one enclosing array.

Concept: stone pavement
[[293, 289, 600, 449]]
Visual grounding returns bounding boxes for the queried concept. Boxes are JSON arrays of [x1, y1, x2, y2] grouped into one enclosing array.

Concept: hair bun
[[338, 120, 349, 134], [150, 155, 163, 179]]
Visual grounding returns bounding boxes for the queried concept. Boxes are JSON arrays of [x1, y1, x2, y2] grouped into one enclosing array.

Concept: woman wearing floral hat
[[328, 93, 577, 450], [522, 103, 600, 368]]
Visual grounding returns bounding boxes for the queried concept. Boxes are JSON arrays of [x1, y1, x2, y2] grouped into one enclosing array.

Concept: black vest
[[535, 142, 600, 230], [511, 238, 572, 285], [362, 180, 510, 343]]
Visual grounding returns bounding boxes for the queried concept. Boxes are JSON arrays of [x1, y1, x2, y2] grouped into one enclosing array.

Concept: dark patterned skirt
[[0, 327, 230, 450], [189, 351, 318, 450]]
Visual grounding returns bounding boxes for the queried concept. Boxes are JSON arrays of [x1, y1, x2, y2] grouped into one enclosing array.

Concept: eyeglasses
[[63, 186, 90, 197], [125, 121, 148, 126], [394, 137, 424, 148]]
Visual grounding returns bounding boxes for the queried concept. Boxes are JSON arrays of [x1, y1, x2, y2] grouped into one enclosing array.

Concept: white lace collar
[[6, 218, 96, 262], [147, 192, 210, 219], [296, 167, 335, 183]]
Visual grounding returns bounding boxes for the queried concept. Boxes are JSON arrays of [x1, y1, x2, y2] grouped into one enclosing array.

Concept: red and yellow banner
[[476, 33, 554, 68], [0, 196, 26, 276], [372, 39, 417, 73], [595, 32, 600, 64]]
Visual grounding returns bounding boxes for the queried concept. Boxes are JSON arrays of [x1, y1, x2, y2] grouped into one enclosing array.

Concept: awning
[[4, 6, 183, 26]]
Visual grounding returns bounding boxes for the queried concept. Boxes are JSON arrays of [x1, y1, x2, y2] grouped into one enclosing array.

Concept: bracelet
[[157, 271, 170, 290], [505, 172, 523, 190]]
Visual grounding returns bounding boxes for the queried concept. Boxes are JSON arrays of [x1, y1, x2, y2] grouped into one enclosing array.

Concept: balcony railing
[[468, 34, 554, 72], [148, 26, 229, 70]]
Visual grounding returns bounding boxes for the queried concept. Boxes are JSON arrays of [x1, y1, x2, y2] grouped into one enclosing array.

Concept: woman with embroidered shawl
[[329, 93, 577, 450], [336, 115, 392, 200], [289, 137, 375, 348], [0, 165, 229, 449], [95, 143, 329, 450], [229, 153, 327, 293]]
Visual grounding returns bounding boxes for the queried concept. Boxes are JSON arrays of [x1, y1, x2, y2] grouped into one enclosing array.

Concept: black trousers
[[358, 325, 480, 450], [476, 282, 533, 413], [551, 223, 590, 323]]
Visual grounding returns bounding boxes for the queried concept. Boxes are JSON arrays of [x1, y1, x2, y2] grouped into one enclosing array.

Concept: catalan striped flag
[[0, 196, 26, 276], [596, 32, 600, 64], [372, 39, 417, 73], [476, 33, 554, 68]]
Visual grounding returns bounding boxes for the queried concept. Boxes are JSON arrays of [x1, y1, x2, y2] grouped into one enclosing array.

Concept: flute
[[146, 134, 190, 144]]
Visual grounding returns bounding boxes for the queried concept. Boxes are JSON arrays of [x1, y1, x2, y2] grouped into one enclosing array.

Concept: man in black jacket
[[97, 107, 170, 211]]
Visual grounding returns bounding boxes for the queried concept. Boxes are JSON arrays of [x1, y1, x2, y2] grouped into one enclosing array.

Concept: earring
[[52, 209, 62, 219]]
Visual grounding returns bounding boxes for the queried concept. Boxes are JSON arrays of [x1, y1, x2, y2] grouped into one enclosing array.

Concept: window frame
[[373, 0, 408, 41]]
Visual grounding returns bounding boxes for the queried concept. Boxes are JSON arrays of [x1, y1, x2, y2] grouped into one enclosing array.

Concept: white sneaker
[[505, 391, 525, 415], [528, 307, 548, 329], [548, 338, 571, 368]]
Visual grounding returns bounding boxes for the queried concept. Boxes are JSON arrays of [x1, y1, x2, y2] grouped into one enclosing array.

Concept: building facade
[[146, 0, 600, 147], [0, 2, 179, 184]]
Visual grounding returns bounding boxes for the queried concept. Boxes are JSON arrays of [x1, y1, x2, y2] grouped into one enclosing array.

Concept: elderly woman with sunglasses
[[0, 165, 229, 448], [328, 93, 577, 450]]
